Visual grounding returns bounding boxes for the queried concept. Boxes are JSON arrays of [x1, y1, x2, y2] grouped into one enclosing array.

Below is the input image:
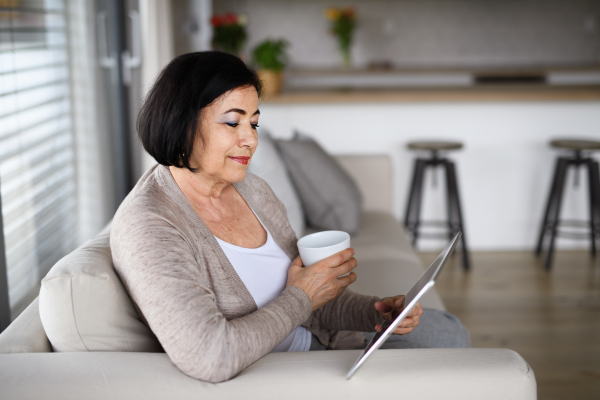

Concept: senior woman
[[111, 51, 470, 383]]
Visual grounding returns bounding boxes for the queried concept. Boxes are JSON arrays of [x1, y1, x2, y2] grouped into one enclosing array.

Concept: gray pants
[[310, 308, 471, 351]]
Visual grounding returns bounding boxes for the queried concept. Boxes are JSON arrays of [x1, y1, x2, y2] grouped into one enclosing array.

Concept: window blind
[[0, 0, 78, 318]]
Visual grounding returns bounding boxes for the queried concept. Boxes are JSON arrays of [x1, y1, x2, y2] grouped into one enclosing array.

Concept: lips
[[229, 156, 250, 165]]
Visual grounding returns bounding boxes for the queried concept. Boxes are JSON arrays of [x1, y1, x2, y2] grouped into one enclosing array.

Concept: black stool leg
[[544, 158, 569, 270], [404, 159, 428, 246], [444, 159, 470, 271], [536, 157, 567, 256], [587, 160, 600, 257], [443, 161, 455, 241]]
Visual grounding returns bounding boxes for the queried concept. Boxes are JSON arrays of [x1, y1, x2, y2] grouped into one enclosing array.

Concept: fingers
[[395, 317, 419, 331], [375, 321, 417, 335], [412, 305, 423, 319], [287, 250, 359, 311], [398, 314, 420, 328], [335, 256, 358, 277], [375, 316, 419, 335], [390, 319, 419, 335], [380, 295, 405, 310], [375, 295, 405, 319], [330, 258, 358, 296], [392, 295, 406, 310], [393, 306, 422, 334], [396, 303, 422, 324], [374, 301, 392, 314], [335, 271, 357, 288], [321, 248, 355, 269], [393, 327, 415, 335], [415, 302, 424, 317], [374, 302, 423, 334], [290, 256, 303, 268], [287, 256, 303, 278]]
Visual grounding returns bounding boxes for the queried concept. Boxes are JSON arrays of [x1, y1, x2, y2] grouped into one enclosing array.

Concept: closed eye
[[225, 122, 259, 129]]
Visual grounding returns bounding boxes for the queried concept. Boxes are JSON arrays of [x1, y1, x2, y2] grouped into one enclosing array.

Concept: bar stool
[[535, 139, 600, 270], [404, 141, 470, 270]]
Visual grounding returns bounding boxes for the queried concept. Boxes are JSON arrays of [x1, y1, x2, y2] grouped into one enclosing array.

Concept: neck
[[169, 166, 232, 209]]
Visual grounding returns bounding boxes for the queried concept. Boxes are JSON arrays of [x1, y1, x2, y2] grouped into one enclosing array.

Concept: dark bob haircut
[[137, 51, 262, 171]]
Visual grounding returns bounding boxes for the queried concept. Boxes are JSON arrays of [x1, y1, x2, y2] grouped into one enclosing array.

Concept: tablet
[[346, 232, 462, 379]]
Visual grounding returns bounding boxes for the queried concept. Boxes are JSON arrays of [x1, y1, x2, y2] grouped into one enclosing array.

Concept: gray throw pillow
[[276, 132, 363, 234], [247, 129, 305, 238]]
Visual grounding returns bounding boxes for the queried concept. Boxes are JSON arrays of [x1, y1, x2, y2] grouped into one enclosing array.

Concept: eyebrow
[[224, 108, 260, 116]]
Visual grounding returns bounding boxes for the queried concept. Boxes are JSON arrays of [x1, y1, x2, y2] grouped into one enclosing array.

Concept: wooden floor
[[418, 250, 600, 400]]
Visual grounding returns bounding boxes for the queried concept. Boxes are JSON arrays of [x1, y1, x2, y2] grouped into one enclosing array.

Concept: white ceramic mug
[[297, 231, 351, 275]]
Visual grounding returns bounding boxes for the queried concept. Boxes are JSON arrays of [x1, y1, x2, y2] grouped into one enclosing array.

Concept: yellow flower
[[325, 8, 340, 20]]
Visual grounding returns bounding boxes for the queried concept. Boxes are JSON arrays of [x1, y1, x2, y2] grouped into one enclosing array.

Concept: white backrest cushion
[[248, 128, 305, 238], [39, 230, 162, 352], [334, 155, 393, 214]]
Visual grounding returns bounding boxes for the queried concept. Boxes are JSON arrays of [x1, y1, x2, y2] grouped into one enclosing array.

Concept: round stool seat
[[407, 141, 463, 151], [550, 139, 600, 151]]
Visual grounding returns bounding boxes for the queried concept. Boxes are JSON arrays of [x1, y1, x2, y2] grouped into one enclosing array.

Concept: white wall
[[215, 0, 600, 69], [259, 100, 600, 251]]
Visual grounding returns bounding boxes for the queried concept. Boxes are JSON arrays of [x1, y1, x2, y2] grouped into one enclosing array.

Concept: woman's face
[[192, 85, 260, 184]]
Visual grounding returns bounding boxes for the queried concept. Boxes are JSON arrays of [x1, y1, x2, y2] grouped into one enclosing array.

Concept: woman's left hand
[[374, 295, 423, 335]]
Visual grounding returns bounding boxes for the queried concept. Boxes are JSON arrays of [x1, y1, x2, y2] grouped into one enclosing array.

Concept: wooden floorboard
[[419, 250, 600, 400]]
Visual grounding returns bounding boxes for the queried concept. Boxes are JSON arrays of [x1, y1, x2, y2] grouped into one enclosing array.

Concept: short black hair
[[137, 51, 262, 171]]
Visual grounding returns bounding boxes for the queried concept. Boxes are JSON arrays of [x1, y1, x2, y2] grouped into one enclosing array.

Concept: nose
[[239, 124, 258, 149]]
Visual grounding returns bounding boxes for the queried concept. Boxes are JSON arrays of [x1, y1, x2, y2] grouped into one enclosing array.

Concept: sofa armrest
[[0, 349, 535, 400], [0, 298, 51, 353]]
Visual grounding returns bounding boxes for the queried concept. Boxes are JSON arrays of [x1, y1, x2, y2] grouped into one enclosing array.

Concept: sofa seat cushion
[[39, 230, 162, 352]]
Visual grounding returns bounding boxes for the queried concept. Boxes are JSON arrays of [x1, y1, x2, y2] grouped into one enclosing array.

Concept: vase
[[339, 43, 351, 69], [257, 70, 284, 97], [341, 49, 351, 69]]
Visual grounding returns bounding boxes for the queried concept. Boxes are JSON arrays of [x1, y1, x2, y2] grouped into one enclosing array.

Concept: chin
[[226, 169, 248, 184]]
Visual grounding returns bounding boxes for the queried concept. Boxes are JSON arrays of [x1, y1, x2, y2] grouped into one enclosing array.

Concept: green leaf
[[251, 39, 289, 71]]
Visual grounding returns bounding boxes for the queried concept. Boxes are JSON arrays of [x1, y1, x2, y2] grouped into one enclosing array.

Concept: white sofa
[[0, 155, 536, 399]]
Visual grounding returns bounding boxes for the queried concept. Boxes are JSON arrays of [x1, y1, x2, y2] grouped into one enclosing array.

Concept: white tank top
[[214, 214, 312, 353]]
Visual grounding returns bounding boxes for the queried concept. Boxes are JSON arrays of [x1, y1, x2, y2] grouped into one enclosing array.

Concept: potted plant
[[211, 13, 247, 57], [251, 39, 289, 97]]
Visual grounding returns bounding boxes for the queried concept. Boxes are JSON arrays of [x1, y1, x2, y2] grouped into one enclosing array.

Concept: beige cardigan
[[111, 165, 381, 383]]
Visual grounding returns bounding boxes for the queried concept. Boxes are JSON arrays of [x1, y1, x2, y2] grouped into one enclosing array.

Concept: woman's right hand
[[286, 249, 358, 311]]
